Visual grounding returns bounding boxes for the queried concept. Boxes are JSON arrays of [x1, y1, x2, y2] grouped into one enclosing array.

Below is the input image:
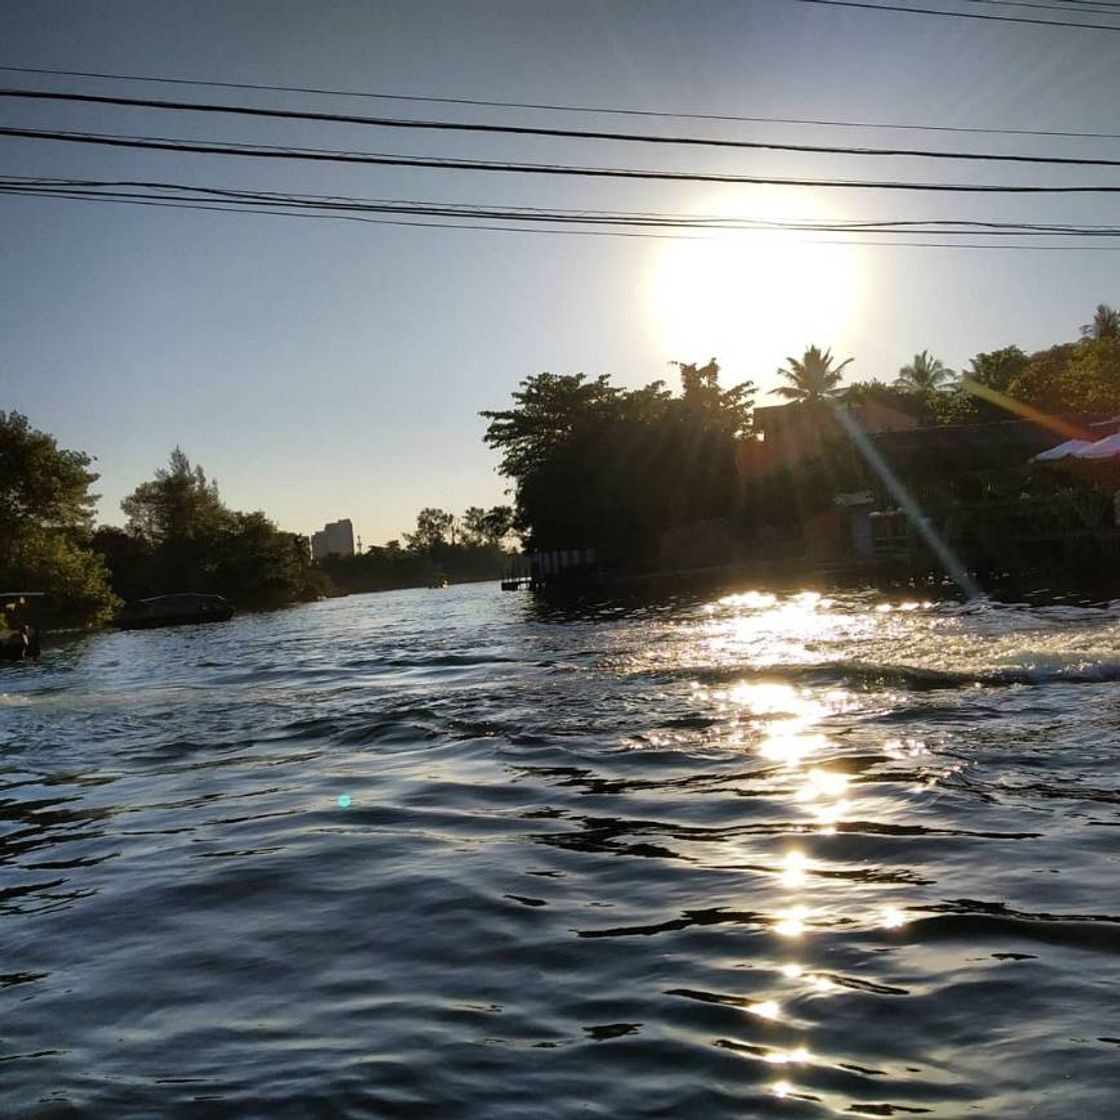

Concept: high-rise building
[[311, 518, 355, 560]]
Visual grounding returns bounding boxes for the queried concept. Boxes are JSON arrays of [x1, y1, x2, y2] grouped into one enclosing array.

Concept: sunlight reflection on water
[[4, 586, 1120, 1117]]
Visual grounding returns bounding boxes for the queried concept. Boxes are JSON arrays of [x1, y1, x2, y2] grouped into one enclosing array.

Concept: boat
[[0, 591, 45, 660], [116, 593, 234, 631]]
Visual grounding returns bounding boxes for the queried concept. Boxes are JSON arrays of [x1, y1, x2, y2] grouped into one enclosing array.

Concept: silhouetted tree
[[483, 360, 755, 565], [774, 346, 853, 403], [110, 449, 326, 606], [405, 507, 455, 554], [894, 351, 955, 393]]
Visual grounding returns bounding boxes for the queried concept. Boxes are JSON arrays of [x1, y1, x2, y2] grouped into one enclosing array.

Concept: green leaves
[[0, 412, 116, 624]]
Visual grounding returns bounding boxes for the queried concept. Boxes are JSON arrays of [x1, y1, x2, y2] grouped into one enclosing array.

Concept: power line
[[1, 64, 1117, 142], [8, 126, 1120, 192], [4, 180, 1118, 249], [968, 0, 1120, 9], [7, 87, 1120, 169], [796, 0, 1120, 29], [965, 0, 1120, 13], [5, 176, 1120, 235]]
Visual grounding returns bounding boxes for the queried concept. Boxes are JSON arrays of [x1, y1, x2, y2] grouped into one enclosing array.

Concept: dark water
[[3, 585, 1119, 1118]]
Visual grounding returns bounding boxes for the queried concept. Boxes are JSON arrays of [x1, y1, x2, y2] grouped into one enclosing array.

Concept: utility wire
[[967, 0, 1120, 9], [1, 64, 1117, 142], [7, 126, 1120, 193], [965, 0, 1120, 13], [4, 182, 1117, 248], [5, 176, 1120, 235], [796, 0, 1120, 30], [6, 87, 1120, 169]]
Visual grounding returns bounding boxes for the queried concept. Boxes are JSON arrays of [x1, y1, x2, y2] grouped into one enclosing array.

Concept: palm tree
[[774, 345, 853, 403], [894, 350, 955, 393], [1080, 303, 1120, 340]]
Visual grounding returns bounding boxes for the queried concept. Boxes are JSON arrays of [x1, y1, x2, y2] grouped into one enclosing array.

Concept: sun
[[644, 188, 866, 393]]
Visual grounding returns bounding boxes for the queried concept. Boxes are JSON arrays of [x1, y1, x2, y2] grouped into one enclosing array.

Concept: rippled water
[[3, 585, 1119, 1118]]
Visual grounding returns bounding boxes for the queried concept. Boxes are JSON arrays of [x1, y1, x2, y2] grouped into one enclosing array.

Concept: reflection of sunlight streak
[[798, 768, 849, 799], [775, 906, 809, 937], [882, 906, 908, 929], [781, 962, 804, 979], [811, 798, 851, 826], [780, 849, 809, 888], [960, 377, 1093, 441], [761, 731, 829, 766], [719, 590, 779, 610], [831, 407, 980, 600], [766, 1046, 811, 1065], [750, 999, 782, 1020], [772, 1079, 792, 1099]]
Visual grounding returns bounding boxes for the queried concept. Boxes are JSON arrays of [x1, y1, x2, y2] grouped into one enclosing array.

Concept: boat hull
[[116, 607, 234, 631]]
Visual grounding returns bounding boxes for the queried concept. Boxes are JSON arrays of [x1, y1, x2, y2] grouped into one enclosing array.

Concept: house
[[737, 399, 918, 476]]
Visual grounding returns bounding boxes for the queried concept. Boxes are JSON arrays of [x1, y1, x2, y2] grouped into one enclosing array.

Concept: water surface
[[2, 585, 1119, 1117]]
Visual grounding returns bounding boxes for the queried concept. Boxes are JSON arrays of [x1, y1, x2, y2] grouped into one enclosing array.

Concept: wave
[[671, 657, 1120, 691]]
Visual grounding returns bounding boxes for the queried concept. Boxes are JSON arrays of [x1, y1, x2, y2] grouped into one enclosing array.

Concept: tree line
[[482, 303, 1120, 570], [0, 419, 516, 626], [316, 504, 515, 593]]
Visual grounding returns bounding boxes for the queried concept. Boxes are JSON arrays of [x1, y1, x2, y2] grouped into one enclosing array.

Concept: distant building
[[311, 518, 355, 560]]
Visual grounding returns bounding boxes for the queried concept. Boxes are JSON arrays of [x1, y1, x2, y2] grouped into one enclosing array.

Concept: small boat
[[116, 593, 234, 631]]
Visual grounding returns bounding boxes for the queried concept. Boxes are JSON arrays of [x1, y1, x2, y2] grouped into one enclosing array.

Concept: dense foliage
[[318, 504, 515, 592], [482, 360, 755, 565], [0, 412, 117, 624], [94, 449, 329, 609], [482, 305, 1120, 579]]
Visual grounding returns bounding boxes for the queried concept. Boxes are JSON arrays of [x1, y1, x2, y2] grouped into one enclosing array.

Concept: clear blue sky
[[3, 0, 1118, 545]]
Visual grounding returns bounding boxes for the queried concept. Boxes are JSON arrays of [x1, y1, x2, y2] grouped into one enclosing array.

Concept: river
[[2, 584, 1118, 1118]]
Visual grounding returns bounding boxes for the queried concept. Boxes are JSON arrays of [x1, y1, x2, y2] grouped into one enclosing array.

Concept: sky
[[3, 0, 1119, 546]]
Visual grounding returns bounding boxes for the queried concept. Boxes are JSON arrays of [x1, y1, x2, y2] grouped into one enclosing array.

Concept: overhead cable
[[0, 64, 1116, 141], [965, 0, 1120, 13], [5, 88, 1120, 169], [4, 176, 1120, 236], [4, 181, 1119, 248], [796, 0, 1120, 30], [7, 126, 1120, 193]]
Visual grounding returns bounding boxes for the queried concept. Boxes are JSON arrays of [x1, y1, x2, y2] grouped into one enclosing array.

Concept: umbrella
[[1075, 432, 1120, 460], [1032, 438, 1096, 462]]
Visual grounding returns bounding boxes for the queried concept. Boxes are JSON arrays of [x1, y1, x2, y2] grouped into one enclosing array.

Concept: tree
[[672, 358, 755, 436], [1081, 303, 1120, 341], [480, 373, 621, 480], [107, 449, 328, 606], [965, 346, 1027, 394], [894, 350, 955, 393], [460, 504, 515, 547], [460, 506, 488, 546], [483, 361, 755, 563], [774, 346, 853, 403], [121, 447, 229, 544], [405, 507, 455, 554], [0, 412, 117, 624], [479, 505, 515, 547]]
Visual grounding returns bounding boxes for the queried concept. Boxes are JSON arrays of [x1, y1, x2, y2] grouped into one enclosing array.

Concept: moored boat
[[116, 593, 234, 630]]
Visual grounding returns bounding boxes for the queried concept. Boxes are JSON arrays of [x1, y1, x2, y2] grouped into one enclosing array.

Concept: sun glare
[[645, 189, 865, 389]]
